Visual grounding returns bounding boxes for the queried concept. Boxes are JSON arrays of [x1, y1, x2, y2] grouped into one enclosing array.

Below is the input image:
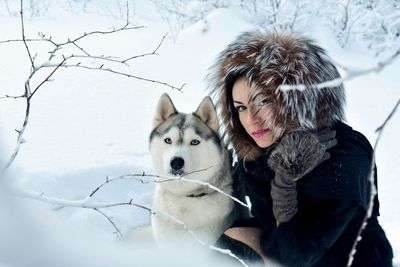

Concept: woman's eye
[[256, 98, 271, 106], [235, 105, 247, 112], [190, 139, 200, 145], [164, 138, 172, 144]]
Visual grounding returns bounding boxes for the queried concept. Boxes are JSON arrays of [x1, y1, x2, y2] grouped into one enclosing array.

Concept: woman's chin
[[254, 139, 275, 148]]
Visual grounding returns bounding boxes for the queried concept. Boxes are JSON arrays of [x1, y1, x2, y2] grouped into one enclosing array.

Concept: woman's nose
[[247, 110, 261, 126]]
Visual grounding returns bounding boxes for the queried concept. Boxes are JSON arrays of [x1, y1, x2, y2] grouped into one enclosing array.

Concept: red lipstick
[[252, 129, 269, 138]]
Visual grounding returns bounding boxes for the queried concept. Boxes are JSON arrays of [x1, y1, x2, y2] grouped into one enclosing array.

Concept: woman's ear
[[153, 93, 177, 129], [194, 96, 219, 134]]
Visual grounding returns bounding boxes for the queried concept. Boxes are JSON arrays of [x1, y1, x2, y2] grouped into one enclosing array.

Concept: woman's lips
[[252, 129, 269, 138]]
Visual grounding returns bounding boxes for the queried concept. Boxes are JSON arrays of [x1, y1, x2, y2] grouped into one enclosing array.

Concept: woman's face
[[232, 77, 278, 148]]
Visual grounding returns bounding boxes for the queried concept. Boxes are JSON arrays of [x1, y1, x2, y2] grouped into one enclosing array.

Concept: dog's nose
[[170, 157, 184, 170]]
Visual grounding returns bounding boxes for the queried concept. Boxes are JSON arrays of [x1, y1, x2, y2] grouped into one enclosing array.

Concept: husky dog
[[149, 93, 235, 246]]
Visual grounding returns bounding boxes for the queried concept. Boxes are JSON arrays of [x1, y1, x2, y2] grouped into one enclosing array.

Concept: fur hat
[[207, 32, 345, 160]]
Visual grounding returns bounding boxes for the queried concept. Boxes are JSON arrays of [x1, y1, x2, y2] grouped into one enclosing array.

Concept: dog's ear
[[194, 96, 219, 134], [153, 93, 177, 128]]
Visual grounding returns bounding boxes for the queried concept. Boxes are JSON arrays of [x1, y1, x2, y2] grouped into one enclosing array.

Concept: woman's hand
[[267, 128, 337, 223], [268, 128, 337, 180]]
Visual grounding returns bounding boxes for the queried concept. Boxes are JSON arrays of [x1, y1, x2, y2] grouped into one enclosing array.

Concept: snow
[[0, 1, 399, 266]]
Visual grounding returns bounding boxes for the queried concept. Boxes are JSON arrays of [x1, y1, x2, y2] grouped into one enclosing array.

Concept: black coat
[[237, 122, 393, 267]]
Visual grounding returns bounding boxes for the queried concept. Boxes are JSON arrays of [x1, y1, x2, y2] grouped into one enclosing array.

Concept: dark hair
[[223, 69, 264, 160], [225, 70, 248, 123]]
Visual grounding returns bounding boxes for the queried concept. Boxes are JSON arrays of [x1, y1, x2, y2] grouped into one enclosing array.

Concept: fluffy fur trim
[[207, 32, 345, 160]]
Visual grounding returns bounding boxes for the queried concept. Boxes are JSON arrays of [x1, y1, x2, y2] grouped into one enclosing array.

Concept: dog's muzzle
[[170, 157, 184, 176]]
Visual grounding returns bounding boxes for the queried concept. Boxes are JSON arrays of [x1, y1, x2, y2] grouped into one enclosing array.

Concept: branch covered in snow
[[88, 170, 250, 208], [14, 186, 249, 267]]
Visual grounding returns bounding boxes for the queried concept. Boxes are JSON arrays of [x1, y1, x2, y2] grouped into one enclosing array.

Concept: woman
[[208, 32, 393, 267]]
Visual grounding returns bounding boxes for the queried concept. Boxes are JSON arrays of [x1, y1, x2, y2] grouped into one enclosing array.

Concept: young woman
[[208, 32, 393, 267]]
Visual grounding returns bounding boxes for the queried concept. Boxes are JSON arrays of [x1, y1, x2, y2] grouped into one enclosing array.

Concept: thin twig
[[29, 58, 67, 99], [72, 42, 90, 56], [122, 33, 168, 63], [56, 63, 185, 92], [0, 94, 26, 99], [126, 1, 129, 25], [375, 98, 400, 133], [93, 208, 123, 238], [67, 54, 129, 65], [20, 0, 34, 70], [0, 38, 51, 44]]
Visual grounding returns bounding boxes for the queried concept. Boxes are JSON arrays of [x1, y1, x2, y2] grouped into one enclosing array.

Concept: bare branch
[[20, 0, 34, 70], [93, 208, 123, 238], [279, 48, 400, 92], [347, 97, 400, 266], [14, 187, 248, 267], [122, 33, 168, 64], [1, 89, 31, 173], [28, 58, 67, 99], [177, 176, 249, 207], [375, 98, 400, 133], [1, 0, 33, 174], [0, 6, 180, 174], [67, 54, 129, 65], [71, 42, 91, 56], [45, 24, 145, 57], [55, 63, 185, 92], [126, 1, 129, 25], [16, 188, 145, 210], [71, 24, 145, 44], [0, 94, 26, 99], [289, 0, 300, 32], [0, 93, 31, 174], [0, 24, 146, 62], [88, 170, 249, 208], [0, 38, 50, 44]]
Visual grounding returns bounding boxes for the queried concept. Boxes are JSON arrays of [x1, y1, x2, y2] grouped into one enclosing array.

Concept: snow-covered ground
[[0, 1, 399, 266]]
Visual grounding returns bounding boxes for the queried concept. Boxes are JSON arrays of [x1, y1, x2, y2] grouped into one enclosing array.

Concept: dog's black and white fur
[[149, 94, 236, 246]]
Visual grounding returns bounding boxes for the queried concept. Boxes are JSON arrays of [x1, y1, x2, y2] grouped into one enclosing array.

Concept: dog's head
[[149, 94, 224, 194]]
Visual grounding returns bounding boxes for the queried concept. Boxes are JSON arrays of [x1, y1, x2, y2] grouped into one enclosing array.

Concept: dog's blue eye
[[190, 139, 200, 146], [164, 138, 172, 144]]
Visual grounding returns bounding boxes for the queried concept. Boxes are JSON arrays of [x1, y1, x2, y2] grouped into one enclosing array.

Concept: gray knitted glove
[[268, 128, 337, 224]]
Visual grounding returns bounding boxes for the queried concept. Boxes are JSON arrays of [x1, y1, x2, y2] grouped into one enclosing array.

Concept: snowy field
[[0, 1, 399, 266]]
